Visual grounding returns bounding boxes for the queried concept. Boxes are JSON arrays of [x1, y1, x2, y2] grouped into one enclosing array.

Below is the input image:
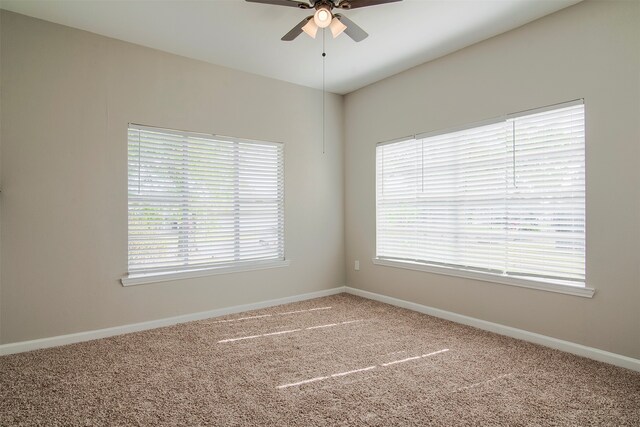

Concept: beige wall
[[2, 1, 639, 360], [0, 11, 345, 344], [0, 13, 3, 341], [345, 0, 640, 359]]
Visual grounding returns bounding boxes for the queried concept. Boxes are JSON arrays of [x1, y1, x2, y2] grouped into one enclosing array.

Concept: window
[[123, 124, 285, 285], [375, 101, 589, 295]]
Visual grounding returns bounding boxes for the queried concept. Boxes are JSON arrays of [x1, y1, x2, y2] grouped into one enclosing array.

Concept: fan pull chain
[[512, 120, 517, 188], [137, 130, 141, 195], [322, 28, 326, 155]]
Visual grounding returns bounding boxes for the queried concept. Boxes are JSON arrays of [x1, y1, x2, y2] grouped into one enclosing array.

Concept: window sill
[[121, 259, 290, 287], [371, 258, 594, 298]]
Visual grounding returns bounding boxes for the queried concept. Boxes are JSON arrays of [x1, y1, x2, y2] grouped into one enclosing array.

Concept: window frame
[[121, 124, 287, 287], [373, 100, 594, 298]]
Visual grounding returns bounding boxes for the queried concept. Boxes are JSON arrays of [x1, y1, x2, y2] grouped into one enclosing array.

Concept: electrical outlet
[[355, 260, 360, 271]]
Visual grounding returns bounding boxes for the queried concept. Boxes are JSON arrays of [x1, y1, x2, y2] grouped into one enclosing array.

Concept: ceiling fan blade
[[282, 16, 313, 41], [245, 0, 312, 9], [334, 14, 368, 42], [336, 0, 402, 9]]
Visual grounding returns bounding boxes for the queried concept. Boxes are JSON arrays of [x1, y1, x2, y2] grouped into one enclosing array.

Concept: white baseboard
[[3, 285, 638, 373], [345, 287, 640, 372], [0, 286, 347, 356]]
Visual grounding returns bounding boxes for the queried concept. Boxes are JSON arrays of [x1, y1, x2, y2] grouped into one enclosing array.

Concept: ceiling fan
[[246, 0, 402, 42]]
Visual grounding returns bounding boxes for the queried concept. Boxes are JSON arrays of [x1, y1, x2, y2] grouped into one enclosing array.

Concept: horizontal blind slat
[[127, 126, 285, 274], [376, 103, 585, 284]]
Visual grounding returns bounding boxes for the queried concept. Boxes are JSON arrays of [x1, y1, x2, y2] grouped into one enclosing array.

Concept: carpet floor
[[1, 293, 639, 426]]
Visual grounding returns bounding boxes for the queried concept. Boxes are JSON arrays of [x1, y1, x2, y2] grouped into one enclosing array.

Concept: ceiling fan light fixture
[[313, 6, 332, 28], [302, 18, 318, 38], [329, 17, 347, 38]]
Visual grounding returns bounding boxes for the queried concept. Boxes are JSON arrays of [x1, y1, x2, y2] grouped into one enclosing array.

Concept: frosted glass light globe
[[314, 7, 332, 28]]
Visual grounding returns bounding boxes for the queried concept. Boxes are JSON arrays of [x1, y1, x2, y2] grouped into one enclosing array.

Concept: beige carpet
[[1, 293, 639, 426]]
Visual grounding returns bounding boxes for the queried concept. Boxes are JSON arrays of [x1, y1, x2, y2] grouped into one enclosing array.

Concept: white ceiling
[[0, 0, 581, 94]]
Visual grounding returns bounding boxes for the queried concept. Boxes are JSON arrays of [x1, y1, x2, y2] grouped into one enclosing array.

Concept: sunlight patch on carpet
[[218, 319, 363, 343], [277, 349, 449, 389], [381, 349, 450, 366], [212, 306, 333, 324]]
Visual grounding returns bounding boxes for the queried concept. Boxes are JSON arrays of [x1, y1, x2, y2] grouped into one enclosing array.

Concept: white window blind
[[376, 101, 585, 286], [127, 124, 284, 276]]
